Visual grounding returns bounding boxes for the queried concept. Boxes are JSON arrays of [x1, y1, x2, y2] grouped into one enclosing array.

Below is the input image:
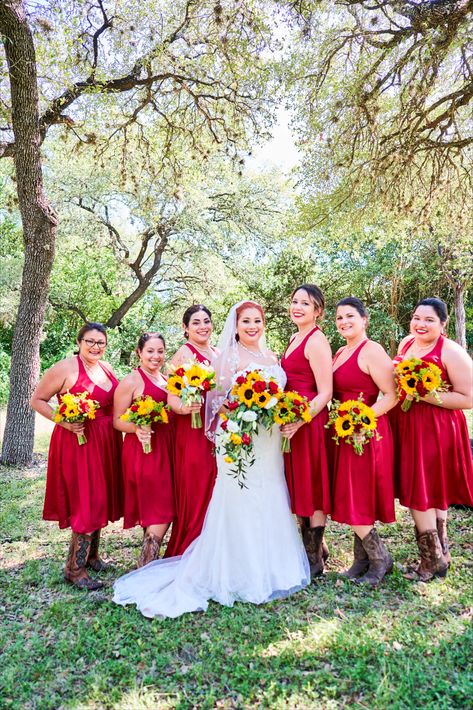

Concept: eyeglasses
[[82, 338, 107, 348]]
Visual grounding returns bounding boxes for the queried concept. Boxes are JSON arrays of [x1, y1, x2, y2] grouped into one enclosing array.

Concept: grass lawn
[[1, 429, 472, 709]]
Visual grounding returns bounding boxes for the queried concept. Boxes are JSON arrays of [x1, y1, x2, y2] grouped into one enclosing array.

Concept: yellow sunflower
[[301, 408, 312, 423], [237, 383, 255, 406], [334, 414, 354, 437], [167, 375, 185, 395], [360, 408, 377, 430], [339, 400, 356, 413], [422, 369, 441, 392], [160, 409, 169, 424], [185, 365, 205, 387], [396, 360, 413, 375], [246, 372, 263, 384], [274, 403, 290, 424], [399, 375, 417, 396], [230, 433, 242, 445], [254, 391, 271, 408]]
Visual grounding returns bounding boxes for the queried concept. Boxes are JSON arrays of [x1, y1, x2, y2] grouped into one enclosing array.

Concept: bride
[[113, 301, 310, 618]]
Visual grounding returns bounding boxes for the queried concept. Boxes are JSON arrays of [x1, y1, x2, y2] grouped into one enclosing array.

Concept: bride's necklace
[[238, 342, 265, 358]]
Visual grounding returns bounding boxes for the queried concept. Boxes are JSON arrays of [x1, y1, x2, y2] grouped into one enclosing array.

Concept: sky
[[247, 109, 301, 173]]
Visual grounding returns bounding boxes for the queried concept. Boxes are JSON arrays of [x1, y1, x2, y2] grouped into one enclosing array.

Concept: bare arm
[[360, 342, 397, 417], [422, 342, 473, 410], [30, 359, 84, 434]]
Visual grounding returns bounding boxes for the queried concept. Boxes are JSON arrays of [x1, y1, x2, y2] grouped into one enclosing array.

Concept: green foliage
[[1, 459, 472, 709]]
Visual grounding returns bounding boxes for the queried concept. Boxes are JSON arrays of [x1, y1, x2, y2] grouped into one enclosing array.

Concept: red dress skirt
[[43, 356, 123, 533], [164, 344, 217, 557], [122, 369, 175, 528], [329, 341, 395, 525], [281, 326, 332, 516], [389, 336, 473, 510]]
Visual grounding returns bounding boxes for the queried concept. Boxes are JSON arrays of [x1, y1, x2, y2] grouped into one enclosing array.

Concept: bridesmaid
[[164, 305, 218, 557], [390, 297, 473, 580], [31, 322, 123, 590], [281, 284, 332, 577], [330, 297, 397, 586], [113, 333, 174, 567]]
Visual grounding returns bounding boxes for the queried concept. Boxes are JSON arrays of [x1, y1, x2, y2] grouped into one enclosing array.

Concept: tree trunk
[[0, 1, 58, 465], [453, 282, 466, 349]]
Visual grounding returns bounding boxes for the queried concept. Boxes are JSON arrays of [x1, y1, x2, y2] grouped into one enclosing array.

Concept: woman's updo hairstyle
[[414, 297, 448, 324], [75, 322, 107, 353], [336, 296, 368, 319], [136, 332, 166, 354], [182, 304, 212, 339], [235, 301, 265, 341], [292, 284, 325, 316]]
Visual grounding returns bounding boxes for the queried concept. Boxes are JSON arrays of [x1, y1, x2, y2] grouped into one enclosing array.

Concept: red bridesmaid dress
[[329, 341, 395, 525], [43, 356, 123, 533], [122, 369, 175, 529], [390, 336, 473, 510], [164, 344, 217, 557], [281, 326, 332, 516]]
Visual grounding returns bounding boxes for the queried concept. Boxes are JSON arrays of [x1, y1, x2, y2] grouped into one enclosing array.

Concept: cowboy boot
[[406, 529, 448, 582], [64, 533, 104, 591], [299, 517, 329, 562], [436, 518, 451, 566], [341, 533, 369, 580], [87, 529, 109, 572], [302, 525, 326, 578], [354, 529, 393, 587], [138, 530, 162, 568]]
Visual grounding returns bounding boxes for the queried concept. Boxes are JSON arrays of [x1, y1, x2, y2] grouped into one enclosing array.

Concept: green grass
[[1, 458, 472, 710]]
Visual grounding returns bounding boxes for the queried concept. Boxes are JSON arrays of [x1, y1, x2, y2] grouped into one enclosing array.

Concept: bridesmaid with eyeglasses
[[31, 322, 123, 590]]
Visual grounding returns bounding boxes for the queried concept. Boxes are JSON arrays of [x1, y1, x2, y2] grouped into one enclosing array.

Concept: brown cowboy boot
[[138, 530, 162, 568], [302, 525, 326, 578], [87, 530, 109, 572], [406, 529, 448, 582], [299, 517, 329, 562], [354, 529, 393, 587], [341, 533, 369, 580], [436, 518, 451, 566], [64, 533, 104, 591]]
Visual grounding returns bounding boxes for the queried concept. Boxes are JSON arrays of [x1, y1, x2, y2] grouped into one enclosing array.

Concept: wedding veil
[[204, 300, 266, 441]]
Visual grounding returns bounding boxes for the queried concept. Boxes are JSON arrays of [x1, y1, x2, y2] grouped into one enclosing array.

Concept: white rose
[[241, 410, 258, 422], [264, 397, 279, 410], [226, 419, 241, 433]]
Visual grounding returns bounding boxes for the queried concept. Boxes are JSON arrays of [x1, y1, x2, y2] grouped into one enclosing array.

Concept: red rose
[[414, 365, 422, 373], [59, 404, 67, 414], [353, 407, 360, 415], [227, 401, 239, 411], [202, 380, 211, 391], [242, 433, 251, 445], [175, 367, 185, 377], [131, 405, 138, 412], [293, 398, 301, 407], [252, 380, 266, 393], [268, 381, 279, 394], [221, 420, 228, 430], [236, 375, 246, 385]]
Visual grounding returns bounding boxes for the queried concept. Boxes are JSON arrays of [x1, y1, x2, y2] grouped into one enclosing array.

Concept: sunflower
[[360, 408, 377, 430], [422, 369, 441, 392], [159, 408, 169, 424], [167, 375, 185, 395], [237, 383, 256, 406], [399, 375, 417, 396], [334, 414, 354, 437], [254, 391, 271, 408], [246, 371, 263, 384], [185, 365, 205, 387], [339, 399, 356, 413], [230, 433, 242, 445], [301, 408, 312, 423], [274, 403, 291, 424], [396, 360, 413, 375]]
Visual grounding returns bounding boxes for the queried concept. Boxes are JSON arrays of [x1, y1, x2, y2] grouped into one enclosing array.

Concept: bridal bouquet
[[395, 357, 447, 411], [120, 395, 169, 453], [166, 357, 216, 428], [53, 390, 100, 445], [326, 394, 379, 456], [274, 391, 313, 452], [218, 368, 282, 488]]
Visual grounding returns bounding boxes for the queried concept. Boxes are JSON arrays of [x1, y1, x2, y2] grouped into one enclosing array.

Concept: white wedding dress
[[113, 364, 310, 618]]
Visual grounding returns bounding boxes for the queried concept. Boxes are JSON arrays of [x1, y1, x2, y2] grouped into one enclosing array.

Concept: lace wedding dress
[[113, 364, 310, 618]]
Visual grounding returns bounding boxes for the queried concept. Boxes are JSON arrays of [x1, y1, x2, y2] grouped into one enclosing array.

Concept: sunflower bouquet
[[166, 357, 216, 428], [53, 390, 100, 445], [395, 358, 447, 412], [326, 394, 379, 456], [274, 391, 313, 453], [218, 368, 282, 488], [120, 395, 169, 453]]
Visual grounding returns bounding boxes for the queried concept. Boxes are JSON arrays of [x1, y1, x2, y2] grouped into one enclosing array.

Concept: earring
[[184, 330, 189, 339], [235, 333, 240, 342]]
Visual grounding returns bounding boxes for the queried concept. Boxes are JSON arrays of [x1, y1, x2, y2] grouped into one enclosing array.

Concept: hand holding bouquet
[[274, 391, 313, 452], [53, 390, 100, 445], [218, 368, 282, 488], [395, 358, 447, 411], [326, 394, 379, 455], [167, 357, 216, 428], [120, 395, 169, 453]]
